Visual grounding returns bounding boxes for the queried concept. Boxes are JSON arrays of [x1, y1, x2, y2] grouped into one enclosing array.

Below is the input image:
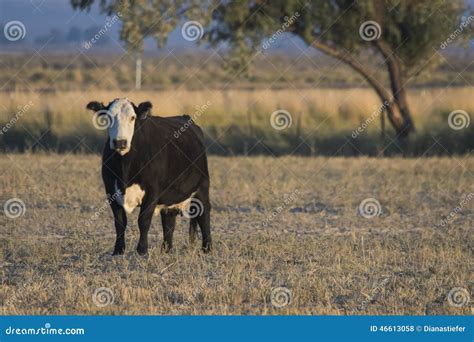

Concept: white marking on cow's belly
[[154, 192, 197, 216], [114, 181, 196, 215], [115, 182, 145, 214]]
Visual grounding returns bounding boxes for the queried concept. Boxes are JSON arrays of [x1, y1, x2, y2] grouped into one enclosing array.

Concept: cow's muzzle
[[113, 139, 127, 151]]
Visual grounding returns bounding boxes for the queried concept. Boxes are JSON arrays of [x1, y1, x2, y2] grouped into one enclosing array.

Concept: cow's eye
[[131, 116, 136, 122]]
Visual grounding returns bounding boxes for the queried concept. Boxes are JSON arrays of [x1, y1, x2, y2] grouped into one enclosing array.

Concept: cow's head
[[86, 98, 152, 155]]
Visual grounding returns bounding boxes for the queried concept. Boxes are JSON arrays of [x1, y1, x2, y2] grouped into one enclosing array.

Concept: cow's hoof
[[202, 245, 212, 254], [112, 247, 125, 256], [161, 243, 173, 253], [136, 245, 148, 256]]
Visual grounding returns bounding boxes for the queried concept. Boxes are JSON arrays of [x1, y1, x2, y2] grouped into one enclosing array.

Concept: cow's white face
[[107, 98, 136, 155], [86, 99, 152, 156]]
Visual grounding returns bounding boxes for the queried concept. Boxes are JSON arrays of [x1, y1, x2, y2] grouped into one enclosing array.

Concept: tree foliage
[[71, 0, 209, 52]]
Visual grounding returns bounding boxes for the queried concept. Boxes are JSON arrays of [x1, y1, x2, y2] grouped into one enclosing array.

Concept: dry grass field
[[1, 154, 472, 315]]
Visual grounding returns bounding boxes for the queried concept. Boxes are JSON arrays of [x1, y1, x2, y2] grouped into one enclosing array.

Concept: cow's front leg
[[137, 197, 156, 255], [161, 209, 178, 252], [111, 202, 127, 255]]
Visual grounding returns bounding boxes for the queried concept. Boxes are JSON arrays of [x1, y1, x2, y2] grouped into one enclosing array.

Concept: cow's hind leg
[[197, 200, 212, 253], [189, 218, 199, 245], [111, 202, 127, 255], [161, 209, 178, 252]]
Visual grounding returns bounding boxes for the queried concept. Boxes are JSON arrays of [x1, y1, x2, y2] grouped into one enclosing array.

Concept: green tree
[[72, 0, 471, 142], [209, 0, 470, 141]]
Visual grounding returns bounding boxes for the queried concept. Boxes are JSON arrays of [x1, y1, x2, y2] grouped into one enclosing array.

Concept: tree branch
[[310, 39, 404, 131]]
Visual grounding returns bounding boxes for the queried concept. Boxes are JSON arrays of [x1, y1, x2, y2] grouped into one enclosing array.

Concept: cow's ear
[[86, 101, 105, 112], [135, 101, 152, 119]]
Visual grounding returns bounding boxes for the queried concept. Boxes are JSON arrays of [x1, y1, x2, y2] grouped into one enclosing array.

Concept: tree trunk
[[310, 40, 408, 137], [374, 41, 415, 138]]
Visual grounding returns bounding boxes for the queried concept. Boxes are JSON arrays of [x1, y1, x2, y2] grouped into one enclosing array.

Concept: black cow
[[86, 98, 212, 255]]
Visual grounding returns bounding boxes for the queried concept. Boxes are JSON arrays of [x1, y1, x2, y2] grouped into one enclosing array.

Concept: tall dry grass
[[2, 87, 473, 127], [0, 87, 472, 155]]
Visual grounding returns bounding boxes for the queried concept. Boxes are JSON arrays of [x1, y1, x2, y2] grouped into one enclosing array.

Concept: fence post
[[135, 55, 142, 90]]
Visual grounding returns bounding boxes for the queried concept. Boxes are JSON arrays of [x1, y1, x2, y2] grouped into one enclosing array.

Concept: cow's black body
[[101, 113, 212, 255]]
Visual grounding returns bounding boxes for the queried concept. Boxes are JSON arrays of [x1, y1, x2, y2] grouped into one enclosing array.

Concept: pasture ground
[[1, 154, 472, 315]]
